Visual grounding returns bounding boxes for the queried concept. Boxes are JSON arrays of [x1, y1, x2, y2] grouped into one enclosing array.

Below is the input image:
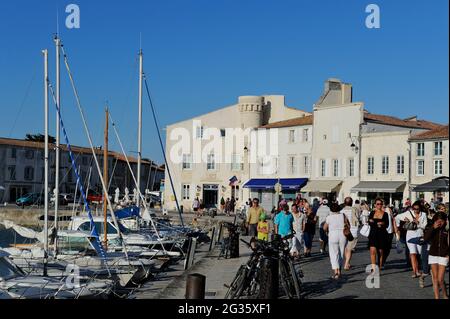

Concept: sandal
[[412, 274, 419, 278], [419, 276, 425, 288]]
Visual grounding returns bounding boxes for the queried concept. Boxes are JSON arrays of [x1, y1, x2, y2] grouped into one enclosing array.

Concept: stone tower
[[238, 96, 264, 129]]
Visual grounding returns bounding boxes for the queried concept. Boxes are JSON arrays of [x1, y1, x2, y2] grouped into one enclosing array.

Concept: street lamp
[[350, 136, 359, 153]]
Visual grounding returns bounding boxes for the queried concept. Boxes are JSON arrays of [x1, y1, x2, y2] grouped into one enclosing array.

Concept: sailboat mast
[[103, 106, 109, 250], [54, 35, 61, 253], [137, 49, 143, 207], [42, 49, 49, 276]]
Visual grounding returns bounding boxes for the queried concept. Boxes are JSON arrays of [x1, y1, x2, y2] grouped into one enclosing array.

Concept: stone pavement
[[132, 211, 448, 299], [299, 235, 448, 299]]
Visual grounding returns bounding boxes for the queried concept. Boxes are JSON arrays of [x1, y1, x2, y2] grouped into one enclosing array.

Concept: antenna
[[140, 32, 142, 52]]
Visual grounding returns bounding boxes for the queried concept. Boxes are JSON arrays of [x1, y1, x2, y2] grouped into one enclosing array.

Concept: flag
[[229, 176, 238, 186]]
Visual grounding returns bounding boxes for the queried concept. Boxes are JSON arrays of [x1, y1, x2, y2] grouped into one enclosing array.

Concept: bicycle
[[225, 234, 304, 299], [274, 234, 303, 299], [218, 222, 239, 259], [224, 238, 265, 299]]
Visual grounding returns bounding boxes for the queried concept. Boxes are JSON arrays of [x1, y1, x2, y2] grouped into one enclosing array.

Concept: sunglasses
[[413, 207, 420, 211], [376, 203, 383, 206]]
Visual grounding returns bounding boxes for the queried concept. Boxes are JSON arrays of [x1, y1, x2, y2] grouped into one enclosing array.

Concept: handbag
[[360, 224, 371, 237], [343, 214, 354, 241], [403, 212, 418, 231]]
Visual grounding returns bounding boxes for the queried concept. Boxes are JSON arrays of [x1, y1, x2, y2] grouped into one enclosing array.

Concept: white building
[[409, 125, 449, 203], [244, 116, 313, 211], [305, 79, 363, 203], [164, 95, 310, 212], [164, 78, 447, 211]]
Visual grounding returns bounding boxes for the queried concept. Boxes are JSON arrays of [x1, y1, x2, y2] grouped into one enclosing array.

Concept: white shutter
[[342, 158, 346, 178]]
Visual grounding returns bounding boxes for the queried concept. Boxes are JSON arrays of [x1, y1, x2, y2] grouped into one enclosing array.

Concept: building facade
[[0, 137, 164, 203], [245, 117, 313, 211], [409, 126, 449, 203], [164, 95, 310, 212], [164, 78, 447, 212]]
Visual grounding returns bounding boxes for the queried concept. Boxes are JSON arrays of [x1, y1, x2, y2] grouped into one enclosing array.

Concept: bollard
[[185, 273, 206, 299], [229, 229, 239, 258]]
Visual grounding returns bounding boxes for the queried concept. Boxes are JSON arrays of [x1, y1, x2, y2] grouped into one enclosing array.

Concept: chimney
[[404, 116, 417, 122], [317, 78, 353, 106]]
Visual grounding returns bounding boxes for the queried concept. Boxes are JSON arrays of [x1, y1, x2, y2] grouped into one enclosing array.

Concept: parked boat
[[0, 250, 113, 299]]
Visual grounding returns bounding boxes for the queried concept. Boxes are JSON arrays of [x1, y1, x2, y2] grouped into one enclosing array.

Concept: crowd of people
[[243, 195, 449, 299]]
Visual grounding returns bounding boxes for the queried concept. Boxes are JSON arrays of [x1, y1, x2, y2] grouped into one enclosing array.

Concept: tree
[[25, 133, 56, 144]]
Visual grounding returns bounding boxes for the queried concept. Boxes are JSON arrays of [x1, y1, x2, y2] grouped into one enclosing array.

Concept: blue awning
[[243, 178, 308, 190]]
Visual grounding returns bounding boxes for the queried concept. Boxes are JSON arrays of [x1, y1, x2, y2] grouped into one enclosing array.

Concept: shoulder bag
[[404, 211, 418, 231], [343, 214, 354, 241]]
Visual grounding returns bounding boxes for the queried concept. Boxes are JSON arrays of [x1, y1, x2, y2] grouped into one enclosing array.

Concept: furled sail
[[1, 220, 48, 243]]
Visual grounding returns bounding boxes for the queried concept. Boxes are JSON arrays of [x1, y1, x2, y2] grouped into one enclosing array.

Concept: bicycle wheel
[[279, 259, 294, 299], [225, 265, 248, 299], [257, 257, 278, 299], [287, 260, 302, 299]]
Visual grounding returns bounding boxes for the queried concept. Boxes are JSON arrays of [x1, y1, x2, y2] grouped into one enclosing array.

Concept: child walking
[[257, 213, 269, 241]]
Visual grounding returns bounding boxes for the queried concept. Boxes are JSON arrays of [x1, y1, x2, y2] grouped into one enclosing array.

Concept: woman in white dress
[[290, 203, 305, 257], [323, 203, 349, 279]]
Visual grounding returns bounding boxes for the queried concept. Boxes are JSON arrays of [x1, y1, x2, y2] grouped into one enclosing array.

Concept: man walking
[[275, 204, 294, 237], [247, 198, 264, 239], [341, 197, 360, 270], [317, 199, 331, 254]]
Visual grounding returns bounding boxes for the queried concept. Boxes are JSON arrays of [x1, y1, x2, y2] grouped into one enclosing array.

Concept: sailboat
[[0, 50, 114, 299]]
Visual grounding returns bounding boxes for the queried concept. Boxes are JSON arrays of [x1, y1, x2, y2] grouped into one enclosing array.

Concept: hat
[[259, 213, 267, 221]]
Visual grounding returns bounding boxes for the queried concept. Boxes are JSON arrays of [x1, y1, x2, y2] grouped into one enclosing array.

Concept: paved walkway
[[299, 235, 448, 299], [132, 212, 448, 299]]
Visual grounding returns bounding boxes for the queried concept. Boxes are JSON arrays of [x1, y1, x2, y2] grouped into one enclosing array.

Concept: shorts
[[346, 237, 358, 250], [248, 224, 258, 237], [428, 255, 449, 267], [406, 236, 423, 255]]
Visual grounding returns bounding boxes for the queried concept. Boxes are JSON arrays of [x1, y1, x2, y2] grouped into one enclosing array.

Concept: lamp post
[[350, 136, 359, 154], [244, 146, 250, 202]]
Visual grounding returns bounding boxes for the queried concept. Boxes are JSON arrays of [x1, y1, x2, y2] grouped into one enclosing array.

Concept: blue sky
[[0, 0, 448, 164]]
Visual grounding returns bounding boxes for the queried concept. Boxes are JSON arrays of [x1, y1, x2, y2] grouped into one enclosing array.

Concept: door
[[203, 184, 218, 208]]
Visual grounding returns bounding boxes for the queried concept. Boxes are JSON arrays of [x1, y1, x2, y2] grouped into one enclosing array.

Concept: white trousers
[[328, 231, 347, 270], [290, 232, 304, 254]]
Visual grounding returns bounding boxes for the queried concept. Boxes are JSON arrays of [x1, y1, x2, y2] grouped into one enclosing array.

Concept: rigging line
[[143, 75, 184, 228], [150, 163, 158, 193], [8, 67, 38, 138], [47, 80, 111, 275], [83, 166, 93, 214], [60, 44, 129, 260], [145, 162, 152, 192], [107, 157, 119, 191], [108, 111, 166, 248], [72, 165, 81, 218]]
